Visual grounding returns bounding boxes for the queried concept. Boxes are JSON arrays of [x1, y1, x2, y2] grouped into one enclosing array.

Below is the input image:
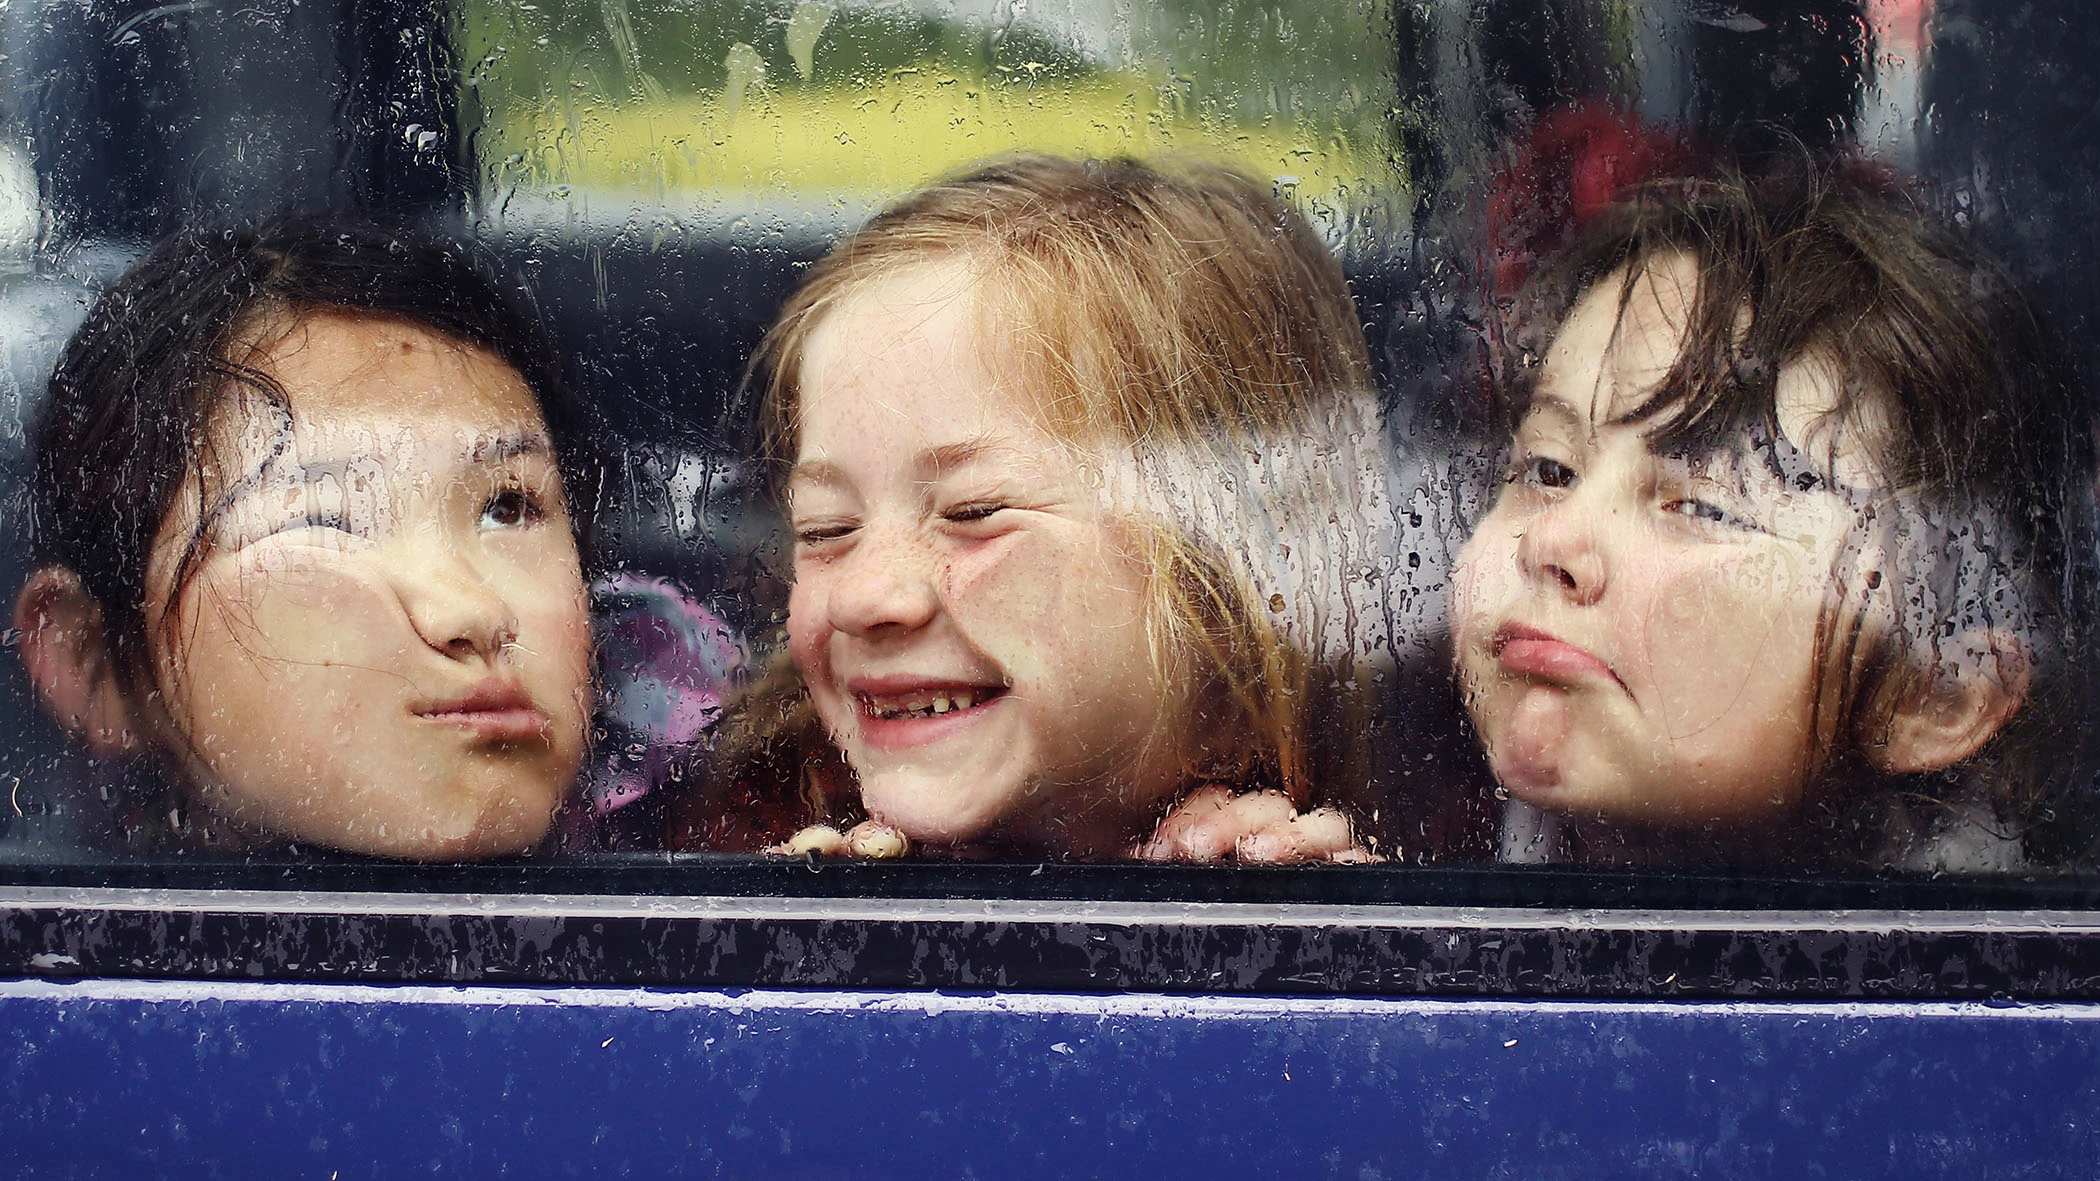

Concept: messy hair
[[1498, 164, 2097, 861], [29, 216, 599, 701], [743, 153, 1393, 811]]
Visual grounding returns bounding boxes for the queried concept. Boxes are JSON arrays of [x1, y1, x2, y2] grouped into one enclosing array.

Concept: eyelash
[[793, 521, 856, 546], [791, 501, 1010, 548], [1663, 496, 1754, 530], [942, 501, 1007, 524], [1511, 452, 1761, 532], [481, 485, 547, 530], [1513, 454, 1577, 490]]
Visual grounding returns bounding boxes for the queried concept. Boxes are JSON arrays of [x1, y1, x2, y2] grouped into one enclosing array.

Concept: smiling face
[[784, 259, 1190, 855], [1451, 256, 1884, 826], [142, 311, 592, 858]]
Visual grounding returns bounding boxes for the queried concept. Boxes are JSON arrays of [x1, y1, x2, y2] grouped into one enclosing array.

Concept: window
[[3, 0, 2100, 1000]]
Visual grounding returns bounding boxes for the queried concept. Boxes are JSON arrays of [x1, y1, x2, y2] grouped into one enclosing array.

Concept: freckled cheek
[[784, 578, 833, 678], [941, 535, 1061, 637]]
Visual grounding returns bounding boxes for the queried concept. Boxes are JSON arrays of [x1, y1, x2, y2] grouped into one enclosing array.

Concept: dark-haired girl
[[14, 219, 602, 858], [1453, 167, 2098, 869]]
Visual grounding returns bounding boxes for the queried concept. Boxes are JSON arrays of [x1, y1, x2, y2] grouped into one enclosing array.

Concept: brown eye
[[1519, 457, 1577, 489], [481, 488, 543, 529]]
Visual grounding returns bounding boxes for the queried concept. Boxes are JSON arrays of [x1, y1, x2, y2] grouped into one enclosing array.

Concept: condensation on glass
[[0, 0, 2093, 882]]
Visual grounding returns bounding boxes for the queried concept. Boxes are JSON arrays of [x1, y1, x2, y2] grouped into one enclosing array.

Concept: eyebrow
[[469, 432, 556, 466], [265, 431, 555, 489], [918, 438, 1008, 479], [786, 436, 1015, 491], [1522, 393, 1591, 432]]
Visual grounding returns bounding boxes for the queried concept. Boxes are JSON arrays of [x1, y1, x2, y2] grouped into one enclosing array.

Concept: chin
[[858, 771, 1017, 848]]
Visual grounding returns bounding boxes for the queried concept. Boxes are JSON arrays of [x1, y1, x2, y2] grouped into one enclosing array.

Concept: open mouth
[[857, 686, 1008, 721]]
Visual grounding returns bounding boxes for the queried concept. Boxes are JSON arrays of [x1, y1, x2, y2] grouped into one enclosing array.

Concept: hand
[[769, 820, 910, 859], [1133, 785, 1379, 864]]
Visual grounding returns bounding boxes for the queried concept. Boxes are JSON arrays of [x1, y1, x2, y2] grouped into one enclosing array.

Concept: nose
[[823, 524, 940, 638], [393, 543, 520, 662], [1514, 491, 1609, 606]]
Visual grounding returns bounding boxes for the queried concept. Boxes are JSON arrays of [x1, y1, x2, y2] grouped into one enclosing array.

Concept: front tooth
[[932, 697, 952, 714], [955, 692, 974, 710]]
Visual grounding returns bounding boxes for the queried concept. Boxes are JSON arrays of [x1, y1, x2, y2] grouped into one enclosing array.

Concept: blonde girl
[[670, 154, 1404, 861]]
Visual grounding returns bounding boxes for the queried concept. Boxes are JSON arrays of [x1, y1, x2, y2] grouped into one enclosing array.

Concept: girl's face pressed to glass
[[785, 260, 1187, 855], [1452, 257, 1878, 826], [145, 312, 592, 857]]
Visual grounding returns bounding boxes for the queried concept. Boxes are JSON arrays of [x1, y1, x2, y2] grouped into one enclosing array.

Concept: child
[[13, 218, 602, 859], [1451, 165, 2098, 870], [669, 154, 1405, 861]]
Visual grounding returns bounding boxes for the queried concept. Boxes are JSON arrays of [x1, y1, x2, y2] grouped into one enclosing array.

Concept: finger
[[1133, 785, 1239, 860], [772, 824, 847, 856], [1237, 808, 1359, 865], [845, 820, 910, 859]]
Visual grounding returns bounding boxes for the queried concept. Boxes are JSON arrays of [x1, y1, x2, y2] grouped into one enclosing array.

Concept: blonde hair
[[748, 153, 1395, 812]]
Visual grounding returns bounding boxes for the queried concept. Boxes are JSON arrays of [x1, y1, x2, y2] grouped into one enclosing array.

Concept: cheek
[[176, 558, 379, 673], [938, 535, 1072, 677], [498, 548, 588, 636], [1631, 551, 1827, 727], [941, 534, 1041, 608], [784, 576, 833, 678], [1449, 529, 1514, 650]]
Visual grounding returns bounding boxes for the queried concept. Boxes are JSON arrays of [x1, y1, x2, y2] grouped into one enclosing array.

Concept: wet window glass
[[1, 0, 2098, 901]]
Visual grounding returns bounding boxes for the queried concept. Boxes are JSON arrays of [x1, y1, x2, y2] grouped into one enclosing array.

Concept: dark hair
[[1498, 163, 2099, 859], [27, 216, 601, 698]]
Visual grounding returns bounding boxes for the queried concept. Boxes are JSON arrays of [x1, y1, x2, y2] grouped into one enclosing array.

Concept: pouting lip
[[1491, 622, 1627, 692], [414, 678, 547, 728]]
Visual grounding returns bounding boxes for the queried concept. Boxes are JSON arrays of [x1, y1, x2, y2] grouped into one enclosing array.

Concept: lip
[[1492, 623, 1624, 690], [846, 675, 1009, 754], [415, 678, 552, 743]]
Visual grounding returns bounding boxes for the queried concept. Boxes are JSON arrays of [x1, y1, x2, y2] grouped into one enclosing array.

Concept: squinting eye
[[793, 521, 856, 546], [943, 501, 1007, 524], [481, 488, 545, 530]]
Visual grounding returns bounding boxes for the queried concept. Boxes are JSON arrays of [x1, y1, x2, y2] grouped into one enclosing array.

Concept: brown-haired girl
[[669, 154, 1404, 861], [1452, 165, 2098, 869]]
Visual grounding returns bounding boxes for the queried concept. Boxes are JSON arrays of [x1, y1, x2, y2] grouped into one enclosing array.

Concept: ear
[[1863, 629, 2031, 775], [13, 567, 143, 756]]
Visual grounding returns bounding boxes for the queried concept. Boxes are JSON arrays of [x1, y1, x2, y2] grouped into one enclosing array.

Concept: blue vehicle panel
[[5, 979, 2098, 1178]]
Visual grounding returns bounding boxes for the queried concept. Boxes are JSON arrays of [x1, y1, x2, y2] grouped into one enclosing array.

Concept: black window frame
[[8, 0, 2100, 1007]]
